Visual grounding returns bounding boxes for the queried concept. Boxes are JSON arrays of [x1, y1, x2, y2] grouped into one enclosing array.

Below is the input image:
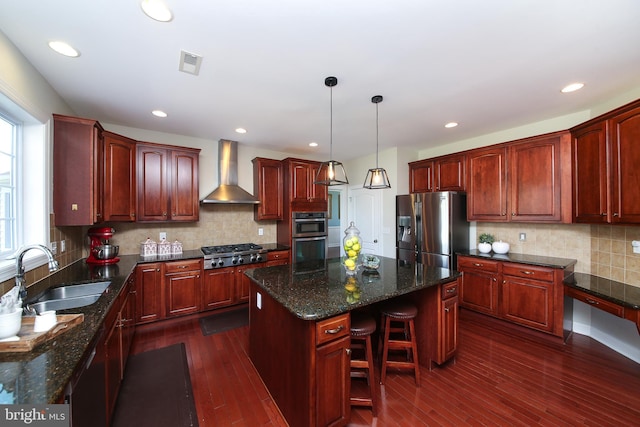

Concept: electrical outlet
[[519, 233, 526, 241], [60, 240, 66, 252], [50, 241, 57, 255], [258, 228, 264, 236], [159, 232, 167, 241]]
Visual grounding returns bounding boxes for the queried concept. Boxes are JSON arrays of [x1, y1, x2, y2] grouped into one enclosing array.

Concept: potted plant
[[478, 233, 494, 253]]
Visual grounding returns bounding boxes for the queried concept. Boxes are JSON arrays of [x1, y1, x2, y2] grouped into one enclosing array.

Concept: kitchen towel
[[199, 306, 249, 336]]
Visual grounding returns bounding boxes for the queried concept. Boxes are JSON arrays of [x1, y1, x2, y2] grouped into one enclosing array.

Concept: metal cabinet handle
[[585, 298, 599, 305], [446, 287, 456, 293], [601, 212, 607, 216], [473, 263, 483, 267], [346, 348, 352, 355], [520, 270, 534, 275], [444, 307, 450, 313], [613, 213, 619, 217], [324, 325, 344, 334]]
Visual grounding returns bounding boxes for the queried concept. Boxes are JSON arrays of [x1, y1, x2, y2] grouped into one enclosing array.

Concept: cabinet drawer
[[442, 280, 459, 300], [458, 257, 499, 273], [316, 314, 349, 346], [503, 263, 553, 282], [565, 287, 624, 317], [164, 259, 202, 273], [267, 250, 289, 261]]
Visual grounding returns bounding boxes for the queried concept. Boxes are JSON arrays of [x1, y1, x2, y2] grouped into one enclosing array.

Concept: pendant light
[[363, 95, 391, 189], [314, 76, 349, 186]]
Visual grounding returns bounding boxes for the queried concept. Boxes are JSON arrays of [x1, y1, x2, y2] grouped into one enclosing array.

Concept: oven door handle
[[293, 236, 327, 242]]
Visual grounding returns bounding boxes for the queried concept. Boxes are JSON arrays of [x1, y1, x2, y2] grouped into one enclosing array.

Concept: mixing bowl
[[0, 308, 23, 339], [94, 244, 119, 260]]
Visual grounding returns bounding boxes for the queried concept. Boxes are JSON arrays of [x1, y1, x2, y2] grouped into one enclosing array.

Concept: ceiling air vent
[[179, 50, 203, 75]]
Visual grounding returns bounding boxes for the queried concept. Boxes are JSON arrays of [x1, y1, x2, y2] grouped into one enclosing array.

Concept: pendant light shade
[[315, 76, 349, 186], [363, 95, 391, 189]]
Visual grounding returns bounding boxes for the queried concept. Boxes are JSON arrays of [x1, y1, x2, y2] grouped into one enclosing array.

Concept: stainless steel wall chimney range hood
[[200, 139, 260, 204]]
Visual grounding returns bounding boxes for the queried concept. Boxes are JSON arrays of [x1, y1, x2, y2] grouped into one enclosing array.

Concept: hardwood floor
[[128, 308, 640, 426]]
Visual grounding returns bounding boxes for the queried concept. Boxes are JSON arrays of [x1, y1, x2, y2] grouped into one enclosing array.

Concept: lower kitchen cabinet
[[203, 268, 235, 310], [235, 265, 251, 303], [316, 334, 350, 427], [135, 262, 164, 324], [458, 255, 566, 337], [165, 259, 202, 317], [266, 249, 290, 267]]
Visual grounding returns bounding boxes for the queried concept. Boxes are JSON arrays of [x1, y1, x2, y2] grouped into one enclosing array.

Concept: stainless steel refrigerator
[[396, 192, 469, 269]]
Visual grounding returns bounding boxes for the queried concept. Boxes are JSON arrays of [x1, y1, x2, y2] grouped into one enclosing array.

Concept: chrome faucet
[[14, 244, 59, 303]]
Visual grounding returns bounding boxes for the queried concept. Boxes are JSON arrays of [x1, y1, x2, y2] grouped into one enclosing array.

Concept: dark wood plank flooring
[[128, 308, 640, 426]]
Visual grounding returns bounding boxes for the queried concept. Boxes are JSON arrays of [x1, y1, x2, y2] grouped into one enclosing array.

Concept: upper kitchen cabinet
[[409, 153, 466, 193], [137, 142, 200, 222], [571, 99, 640, 224], [53, 114, 105, 226], [467, 131, 571, 223], [282, 158, 328, 212], [103, 131, 136, 222], [252, 157, 283, 220]]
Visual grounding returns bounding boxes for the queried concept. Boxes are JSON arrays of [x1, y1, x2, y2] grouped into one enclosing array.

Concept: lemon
[[347, 249, 357, 258], [344, 238, 354, 248], [352, 243, 360, 252], [344, 283, 356, 292], [344, 258, 355, 268]]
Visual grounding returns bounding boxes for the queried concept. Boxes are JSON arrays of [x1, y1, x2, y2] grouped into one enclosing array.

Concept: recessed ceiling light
[[141, 0, 173, 22], [309, 142, 318, 147], [445, 122, 458, 128], [235, 128, 247, 134], [48, 41, 79, 57], [152, 110, 167, 118], [561, 83, 584, 93]]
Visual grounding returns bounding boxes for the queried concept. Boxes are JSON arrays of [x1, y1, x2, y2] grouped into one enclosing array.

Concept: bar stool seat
[[350, 312, 378, 415], [379, 301, 420, 386]]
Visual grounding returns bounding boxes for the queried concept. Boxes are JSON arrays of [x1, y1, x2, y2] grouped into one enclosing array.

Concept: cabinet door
[[170, 149, 199, 221], [235, 265, 250, 303], [441, 296, 458, 363], [53, 115, 104, 226], [435, 154, 466, 192], [459, 268, 499, 316], [164, 263, 202, 317], [253, 158, 284, 220], [135, 263, 164, 324], [409, 160, 434, 193], [466, 147, 508, 221], [291, 161, 312, 203], [202, 268, 235, 310], [316, 335, 350, 427], [104, 311, 121, 419], [610, 106, 640, 223], [500, 275, 554, 333], [103, 132, 137, 222], [309, 162, 328, 203], [137, 145, 169, 221], [572, 121, 609, 223], [120, 276, 136, 368], [509, 136, 563, 222]]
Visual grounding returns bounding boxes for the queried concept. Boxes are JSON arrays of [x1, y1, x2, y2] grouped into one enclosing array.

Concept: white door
[[348, 186, 383, 255]]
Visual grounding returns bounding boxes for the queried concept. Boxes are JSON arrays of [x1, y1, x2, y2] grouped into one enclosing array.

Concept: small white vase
[[478, 242, 492, 253], [492, 241, 510, 254]]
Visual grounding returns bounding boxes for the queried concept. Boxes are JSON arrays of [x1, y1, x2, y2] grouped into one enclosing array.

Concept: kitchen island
[[244, 256, 460, 427]]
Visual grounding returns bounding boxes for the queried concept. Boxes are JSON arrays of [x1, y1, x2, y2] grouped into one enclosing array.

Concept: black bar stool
[[350, 312, 378, 415], [378, 301, 420, 386]]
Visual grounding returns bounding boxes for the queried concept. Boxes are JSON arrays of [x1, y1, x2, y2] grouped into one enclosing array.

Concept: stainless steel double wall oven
[[291, 212, 328, 263]]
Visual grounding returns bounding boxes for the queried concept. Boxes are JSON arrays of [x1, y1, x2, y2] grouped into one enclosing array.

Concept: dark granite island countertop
[[244, 256, 460, 320]]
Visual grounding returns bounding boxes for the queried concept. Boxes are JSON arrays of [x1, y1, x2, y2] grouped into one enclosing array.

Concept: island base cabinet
[[248, 282, 350, 427]]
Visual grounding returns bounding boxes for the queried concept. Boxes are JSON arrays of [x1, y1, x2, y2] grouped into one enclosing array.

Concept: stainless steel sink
[[29, 281, 111, 314], [37, 281, 111, 301], [30, 294, 103, 314]]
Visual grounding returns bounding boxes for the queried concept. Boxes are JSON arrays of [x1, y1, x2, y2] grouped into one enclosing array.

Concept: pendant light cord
[[330, 83, 333, 160], [375, 101, 379, 168]]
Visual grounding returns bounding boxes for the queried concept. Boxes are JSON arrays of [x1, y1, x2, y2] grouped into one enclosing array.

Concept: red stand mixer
[[87, 227, 120, 264]]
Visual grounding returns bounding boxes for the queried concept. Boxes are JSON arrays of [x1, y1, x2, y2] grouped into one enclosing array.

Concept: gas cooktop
[[200, 243, 267, 269]]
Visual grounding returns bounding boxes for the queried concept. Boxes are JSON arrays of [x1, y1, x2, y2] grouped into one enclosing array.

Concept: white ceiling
[[2, 0, 640, 161]]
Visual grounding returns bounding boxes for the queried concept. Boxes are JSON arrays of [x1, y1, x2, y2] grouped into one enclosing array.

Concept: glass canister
[[342, 222, 362, 274]]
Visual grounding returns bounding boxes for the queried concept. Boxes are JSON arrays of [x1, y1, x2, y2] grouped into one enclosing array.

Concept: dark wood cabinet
[[466, 131, 570, 223], [283, 158, 328, 210], [315, 334, 350, 427], [53, 114, 104, 226], [458, 255, 567, 338], [135, 263, 164, 324], [103, 131, 137, 222], [164, 259, 202, 317], [235, 265, 251, 303], [266, 250, 290, 267], [136, 143, 200, 222], [458, 257, 500, 316], [253, 157, 284, 220], [572, 100, 640, 224], [408, 159, 434, 193], [202, 268, 235, 310]]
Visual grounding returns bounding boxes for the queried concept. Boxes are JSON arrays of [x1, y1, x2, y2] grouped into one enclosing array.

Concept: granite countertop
[[458, 250, 578, 269], [244, 256, 459, 321], [564, 272, 640, 310]]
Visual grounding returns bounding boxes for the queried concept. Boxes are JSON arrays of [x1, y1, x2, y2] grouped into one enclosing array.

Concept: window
[[0, 92, 48, 282]]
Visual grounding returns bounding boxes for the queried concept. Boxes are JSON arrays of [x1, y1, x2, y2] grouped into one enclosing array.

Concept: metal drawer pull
[[585, 298, 599, 305], [444, 307, 450, 313], [324, 325, 345, 334], [520, 270, 534, 275], [473, 263, 483, 267], [446, 287, 456, 293]]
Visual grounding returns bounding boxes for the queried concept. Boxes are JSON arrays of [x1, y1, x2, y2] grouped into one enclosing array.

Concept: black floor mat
[[112, 343, 198, 427], [199, 306, 249, 336]]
